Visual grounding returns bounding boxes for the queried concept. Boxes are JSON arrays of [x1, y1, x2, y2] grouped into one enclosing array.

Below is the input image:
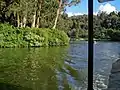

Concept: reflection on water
[[0, 41, 88, 90], [1, 41, 120, 90], [0, 83, 33, 90]]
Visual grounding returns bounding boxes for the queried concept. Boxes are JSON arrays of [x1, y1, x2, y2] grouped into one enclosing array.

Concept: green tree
[[53, 0, 80, 29]]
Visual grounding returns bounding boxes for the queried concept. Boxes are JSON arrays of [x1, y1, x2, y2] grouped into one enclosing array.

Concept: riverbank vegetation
[[0, 0, 120, 46], [93, 12, 120, 41], [0, 23, 70, 47], [67, 11, 120, 41], [0, 0, 80, 47]]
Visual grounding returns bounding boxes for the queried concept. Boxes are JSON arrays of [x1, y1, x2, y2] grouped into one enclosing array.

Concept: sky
[[66, 0, 120, 17]]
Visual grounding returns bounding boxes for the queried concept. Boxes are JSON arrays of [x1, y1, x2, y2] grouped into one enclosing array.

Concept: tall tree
[[53, 0, 80, 29], [52, 0, 62, 29]]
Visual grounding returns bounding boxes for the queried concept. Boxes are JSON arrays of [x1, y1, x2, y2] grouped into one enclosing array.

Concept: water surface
[[1, 41, 119, 90], [94, 41, 120, 90], [0, 41, 88, 90]]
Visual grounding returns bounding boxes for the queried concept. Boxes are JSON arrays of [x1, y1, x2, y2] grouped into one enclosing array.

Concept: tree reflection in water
[[0, 47, 87, 90]]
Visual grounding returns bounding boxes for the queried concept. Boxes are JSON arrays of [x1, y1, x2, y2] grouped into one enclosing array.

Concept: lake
[[94, 41, 120, 90], [0, 41, 120, 90]]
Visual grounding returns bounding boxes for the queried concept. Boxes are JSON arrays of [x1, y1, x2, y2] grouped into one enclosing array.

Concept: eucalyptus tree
[[36, 0, 43, 28], [4, 0, 33, 27], [30, 0, 58, 28], [38, 0, 58, 28], [53, 0, 81, 29]]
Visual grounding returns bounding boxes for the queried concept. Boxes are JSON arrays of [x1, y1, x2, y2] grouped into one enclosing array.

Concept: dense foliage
[[0, 0, 81, 47], [0, 23, 69, 47], [0, 0, 80, 28], [64, 11, 120, 40], [93, 11, 120, 40], [0, 0, 120, 42]]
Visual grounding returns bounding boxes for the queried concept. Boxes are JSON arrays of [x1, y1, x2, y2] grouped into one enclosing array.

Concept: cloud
[[67, 12, 100, 16], [67, 12, 98, 16], [66, 12, 87, 17], [95, 3, 117, 15], [67, 3, 117, 16], [93, 12, 98, 15]]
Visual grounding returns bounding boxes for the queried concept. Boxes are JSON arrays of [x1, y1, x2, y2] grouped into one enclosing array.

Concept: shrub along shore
[[0, 24, 70, 48]]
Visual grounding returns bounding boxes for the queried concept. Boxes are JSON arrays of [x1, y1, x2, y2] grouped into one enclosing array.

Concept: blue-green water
[[94, 41, 120, 90], [0, 41, 120, 90], [0, 41, 88, 90]]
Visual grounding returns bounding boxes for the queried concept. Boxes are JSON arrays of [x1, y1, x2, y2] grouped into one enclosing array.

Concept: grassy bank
[[0, 23, 70, 48]]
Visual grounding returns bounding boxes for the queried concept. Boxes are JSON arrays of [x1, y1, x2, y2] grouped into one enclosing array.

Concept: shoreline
[[70, 38, 120, 42]]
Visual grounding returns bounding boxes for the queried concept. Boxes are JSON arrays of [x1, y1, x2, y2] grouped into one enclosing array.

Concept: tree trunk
[[53, 0, 62, 29], [36, 0, 42, 28], [36, 15, 40, 28], [23, 16, 27, 27], [20, 16, 23, 27], [31, 11, 36, 28], [20, 22, 23, 27], [17, 13, 20, 27], [36, 9, 41, 28]]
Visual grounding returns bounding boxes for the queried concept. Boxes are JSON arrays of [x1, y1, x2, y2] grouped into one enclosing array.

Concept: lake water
[[0, 41, 120, 90], [94, 41, 120, 90]]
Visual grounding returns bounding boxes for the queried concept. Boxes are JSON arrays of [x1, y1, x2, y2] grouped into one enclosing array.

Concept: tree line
[[0, 0, 80, 28], [93, 11, 120, 40], [0, 0, 120, 41], [66, 11, 120, 40]]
